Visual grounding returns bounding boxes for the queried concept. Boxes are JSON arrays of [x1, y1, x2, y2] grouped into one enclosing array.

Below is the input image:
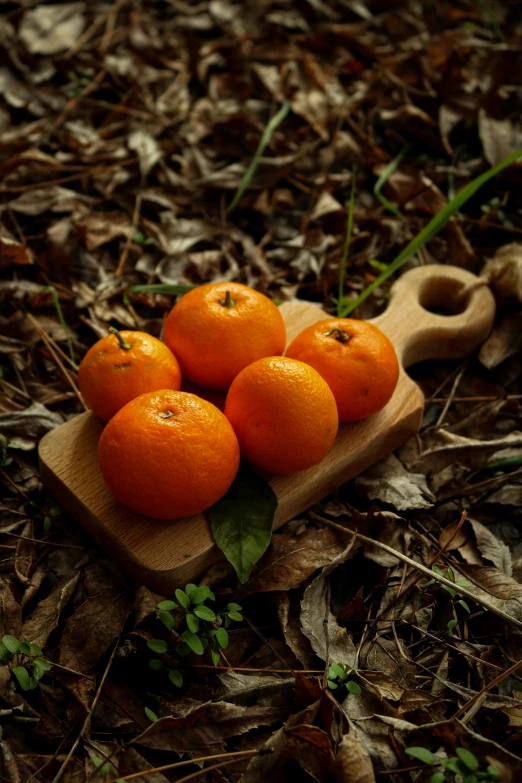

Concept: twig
[[453, 656, 522, 721], [105, 751, 259, 783], [311, 513, 522, 631], [434, 361, 467, 428], [51, 638, 120, 783], [115, 193, 142, 278]]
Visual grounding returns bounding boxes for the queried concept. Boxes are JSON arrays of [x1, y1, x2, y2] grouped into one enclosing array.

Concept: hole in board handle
[[418, 276, 469, 317]]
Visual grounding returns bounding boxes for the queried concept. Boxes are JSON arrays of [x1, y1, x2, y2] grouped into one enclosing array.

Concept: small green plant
[[0, 635, 51, 691], [327, 663, 361, 695], [480, 196, 513, 228], [406, 745, 500, 782], [145, 706, 158, 722], [424, 565, 473, 637], [146, 584, 243, 687], [91, 756, 125, 783], [132, 231, 155, 246], [66, 67, 95, 96], [0, 434, 13, 467], [43, 503, 62, 533]]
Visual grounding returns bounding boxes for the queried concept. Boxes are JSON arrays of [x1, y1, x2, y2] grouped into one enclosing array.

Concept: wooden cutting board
[[39, 265, 495, 593]]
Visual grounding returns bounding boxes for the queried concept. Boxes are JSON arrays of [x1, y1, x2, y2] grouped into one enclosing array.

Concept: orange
[[286, 318, 399, 422], [98, 390, 240, 519], [224, 357, 338, 475], [163, 282, 286, 390], [78, 328, 181, 421]]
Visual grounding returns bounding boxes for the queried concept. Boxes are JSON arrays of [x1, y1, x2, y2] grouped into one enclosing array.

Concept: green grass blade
[[340, 144, 522, 317], [37, 286, 75, 364], [373, 143, 412, 220], [337, 169, 356, 317], [126, 283, 195, 296], [226, 101, 290, 215]]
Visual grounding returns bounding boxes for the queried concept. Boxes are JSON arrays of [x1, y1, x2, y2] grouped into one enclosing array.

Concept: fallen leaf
[[20, 3, 86, 55], [0, 403, 64, 446], [334, 733, 376, 783], [356, 454, 434, 510], [481, 243, 522, 305], [244, 526, 346, 594], [128, 130, 163, 177], [217, 671, 294, 708], [133, 700, 287, 752], [478, 109, 522, 167], [241, 701, 320, 782], [209, 462, 277, 583], [479, 313, 522, 369], [460, 564, 522, 623], [277, 591, 318, 669], [58, 587, 132, 673], [468, 518, 512, 575], [21, 573, 79, 649], [300, 540, 358, 668], [0, 577, 22, 639]]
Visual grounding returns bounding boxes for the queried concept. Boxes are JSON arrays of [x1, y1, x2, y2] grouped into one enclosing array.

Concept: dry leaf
[[356, 454, 434, 510], [481, 243, 522, 305], [468, 518, 512, 575], [334, 733, 376, 783], [21, 573, 79, 649], [20, 3, 86, 55]]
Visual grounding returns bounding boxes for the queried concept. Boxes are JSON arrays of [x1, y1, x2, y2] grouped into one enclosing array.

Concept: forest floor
[[2, 1, 522, 781]]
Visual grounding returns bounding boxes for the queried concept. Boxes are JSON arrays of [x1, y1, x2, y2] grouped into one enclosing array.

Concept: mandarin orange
[[98, 390, 240, 519], [163, 282, 286, 390], [286, 318, 399, 422], [78, 328, 181, 421], [224, 356, 338, 475]]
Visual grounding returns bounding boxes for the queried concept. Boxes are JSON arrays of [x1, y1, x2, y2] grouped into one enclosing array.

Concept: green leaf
[[432, 565, 444, 577], [340, 143, 522, 316], [157, 600, 177, 611], [226, 602, 242, 611], [463, 776, 477, 783], [126, 283, 195, 297], [442, 757, 468, 775], [211, 648, 221, 666], [329, 663, 346, 680], [458, 600, 471, 613], [29, 643, 42, 656], [346, 680, 361, 695], [43, 516, 52, 532], [0, 642, 13, 661], [184, 584, 198, 597], [18, 642, 32, 656], [2, 635, 20, 654], [33, 658, 51, 679], [228, 611, 243, 622], [373, 143, 411, 220], [194, 605, 216, 622], [227, 100, 290, 214], [168, 668, 183, 687], [175, 641, 191, 656], [486, 765, 500, 780], [145, 707, 158, 722], [186, 613, 199, 633], [441, 584, 457, 599], [182, 630, 204, 655], [189, 586, 213, 605], [327, 680, 338, 689], [149, 658, 163, 671], [209, 462, 277, 583], [447, 619, 458, 637], [175, 589, 190, 609], [92, 757, 110, 776], [406, 747, 435, 765], [159, 609, 176, 630], [428, 774, 446, 783], [147, 639, 167, 654], [12, 666, 31, 691], [455, 579, 473, 588], [215, 626, 228, 649], [456, 749, 479, 772]]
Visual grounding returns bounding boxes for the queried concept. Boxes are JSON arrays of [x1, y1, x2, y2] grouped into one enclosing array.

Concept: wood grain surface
[[39, 265, 495, 592]]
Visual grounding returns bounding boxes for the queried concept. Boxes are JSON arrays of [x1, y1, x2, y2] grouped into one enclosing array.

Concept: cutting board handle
[[371, 264, 495, 368]]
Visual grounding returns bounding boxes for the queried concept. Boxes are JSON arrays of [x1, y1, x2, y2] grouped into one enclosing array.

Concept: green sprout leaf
[[406, 747, 435, 765], [327, 680, 338, 690], [159, 609, 176, 630], [168, 669, 183, 687], [447, 619, 458, 637], [456, 748, 479, 771], [428, 774, 446, 783], [145, 707, 158, 722], [149, 659, 163, 671], [194, 605, 216, 622], [226, 602, 242, 611], [157, 600, 177, 611], [209, 462, 277, 584], [186, 613, 199, 633], [147, 639, 168, 654], [12, 665, 31, 691], [346, 680, 361, 695], [182, 630, 204, 655], [189, 586, 213, 605], [2, 635, 20, 654], [215, 626, 228, 649], [211, 648, 221, 666], [175, 589, 190, 609]]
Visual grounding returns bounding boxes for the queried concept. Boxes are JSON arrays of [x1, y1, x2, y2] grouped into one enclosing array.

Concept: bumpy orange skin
[[286, 318, 399, 423], [78, 331, 181, 421], [98, 390, 240, 519], [163, 282, 286, 390], [224, 357, 338, 475]]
